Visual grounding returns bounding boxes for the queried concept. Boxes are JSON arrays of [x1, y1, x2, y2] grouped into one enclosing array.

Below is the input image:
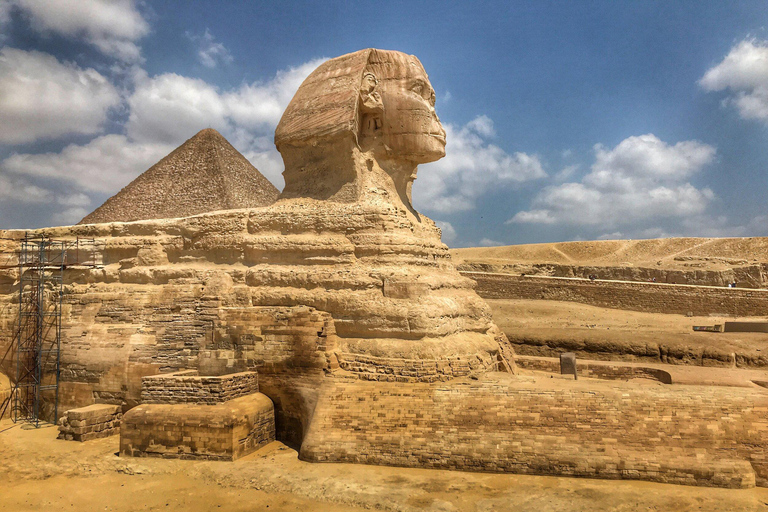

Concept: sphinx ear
[[359, 72, 384, 115]]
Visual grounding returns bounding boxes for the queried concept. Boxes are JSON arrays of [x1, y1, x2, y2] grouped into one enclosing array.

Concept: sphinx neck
[[369, 157, 421, 221]]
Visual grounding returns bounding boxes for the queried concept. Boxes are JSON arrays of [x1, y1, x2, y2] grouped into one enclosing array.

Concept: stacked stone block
[[57, 404, 122, 441], [141, 370, 259, 404]]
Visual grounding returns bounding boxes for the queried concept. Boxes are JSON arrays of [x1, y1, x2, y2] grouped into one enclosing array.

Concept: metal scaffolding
[[0, 234, 99, 427]]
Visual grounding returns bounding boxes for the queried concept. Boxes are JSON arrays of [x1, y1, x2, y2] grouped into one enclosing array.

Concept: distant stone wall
[[456, 262, 768, 288], [464, 272, 768, 316], [141, 370, 259, 405], [302, 376, 768, 488]]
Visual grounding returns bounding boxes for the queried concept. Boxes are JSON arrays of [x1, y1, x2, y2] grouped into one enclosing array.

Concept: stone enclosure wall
[[464, 272, 768, 316], [302, 376, 768, 488]]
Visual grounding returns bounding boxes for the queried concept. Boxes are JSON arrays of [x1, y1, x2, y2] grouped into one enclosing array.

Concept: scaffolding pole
[[2, 234, 99, 427]]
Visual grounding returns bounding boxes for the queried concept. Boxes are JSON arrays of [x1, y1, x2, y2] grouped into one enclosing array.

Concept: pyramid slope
[[79, 129, 279, 224]]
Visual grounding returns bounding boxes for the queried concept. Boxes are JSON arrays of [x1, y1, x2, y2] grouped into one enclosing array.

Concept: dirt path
[[2, 419, 768, 512]]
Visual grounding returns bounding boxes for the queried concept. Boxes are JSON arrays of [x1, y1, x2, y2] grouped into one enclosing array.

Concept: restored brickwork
[[336, 351, 501, 382], [141, 370, 259, 404], [465, 272, 768, 316], [57, 404, 122, 441], [302, 376, 768, 488], [120, 393, 275, 461]]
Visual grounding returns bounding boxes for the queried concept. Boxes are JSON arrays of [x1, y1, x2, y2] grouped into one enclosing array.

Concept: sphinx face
[[371, 54, 446, 164]]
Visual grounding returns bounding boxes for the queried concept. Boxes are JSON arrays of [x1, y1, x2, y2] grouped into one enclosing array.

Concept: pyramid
[[79, 129, 280, 224]]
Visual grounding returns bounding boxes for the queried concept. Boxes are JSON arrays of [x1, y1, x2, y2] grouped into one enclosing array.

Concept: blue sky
[[0, 0, 767, 247]]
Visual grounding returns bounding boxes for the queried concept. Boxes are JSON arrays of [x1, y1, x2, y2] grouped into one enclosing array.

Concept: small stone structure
[[724, 321, 768, 333], [559, 352, 577, 379], [57, 404, 122, 441], [141, 370, 259, 404], [120, 370, 275, 461]]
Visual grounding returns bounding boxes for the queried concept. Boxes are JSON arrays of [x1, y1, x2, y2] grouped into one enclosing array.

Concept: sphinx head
[[275, 49, 445, 207]]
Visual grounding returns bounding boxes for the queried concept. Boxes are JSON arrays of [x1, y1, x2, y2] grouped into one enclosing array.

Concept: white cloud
[[0, 48, 121, 144], [0, 173, 53, 203], [434, 220, 457, 244], [479, 238, 503, 247], [2, 134, 172, 193], [57, 207, 90, 226], [700, 39, 768, 122], [189, 29, 233, 68], [554, 164, 579, 181], [414, 116, 546, 214], [509, 134, 716, 229], [13, 0, 149, 61]]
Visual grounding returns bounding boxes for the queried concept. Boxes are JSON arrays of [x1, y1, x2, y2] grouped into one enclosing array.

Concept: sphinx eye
[[411, 82, 424, 95]]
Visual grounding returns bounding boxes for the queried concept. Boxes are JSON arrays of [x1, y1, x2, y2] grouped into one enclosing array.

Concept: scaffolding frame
[[1, 234, 98, 427]]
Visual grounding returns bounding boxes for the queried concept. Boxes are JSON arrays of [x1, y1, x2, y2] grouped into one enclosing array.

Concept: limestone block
[[120, 392, 275, 461]]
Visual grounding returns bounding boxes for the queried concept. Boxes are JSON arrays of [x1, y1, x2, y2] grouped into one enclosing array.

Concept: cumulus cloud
[[509, 134, 716, 229], [188, 29, 233, 68], [433, 220, 457, 245], [413, 116, 546, 214], [479, 238, 503, 247], [126, 58, 322, 145], [12, 0, 149, 61], [700, 39, 768, 122], [2, 134, 173, 193], [0, 48, 121, 144], [0, 171, 96, 226]]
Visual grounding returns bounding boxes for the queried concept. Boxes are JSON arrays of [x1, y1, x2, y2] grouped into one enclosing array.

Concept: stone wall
[[120, 393, 275, 461], [456, 262, 768, 288], [141, 370, 259, 405], [301, 376, 768, 488], [464, 272, 768, 316]]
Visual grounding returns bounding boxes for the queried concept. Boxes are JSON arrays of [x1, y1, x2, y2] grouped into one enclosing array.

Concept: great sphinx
[[0, 49, 514, 445]]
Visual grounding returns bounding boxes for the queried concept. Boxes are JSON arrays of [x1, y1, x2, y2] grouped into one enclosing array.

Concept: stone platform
[[120, 392, 275, 461]]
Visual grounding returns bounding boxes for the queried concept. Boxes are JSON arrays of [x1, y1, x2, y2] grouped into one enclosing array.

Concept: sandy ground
[[2, 419, 768, 512], [488, 299, 768, 366]]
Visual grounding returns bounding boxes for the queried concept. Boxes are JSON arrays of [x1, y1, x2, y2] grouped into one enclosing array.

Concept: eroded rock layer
[[0, 199, 513, 442]]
